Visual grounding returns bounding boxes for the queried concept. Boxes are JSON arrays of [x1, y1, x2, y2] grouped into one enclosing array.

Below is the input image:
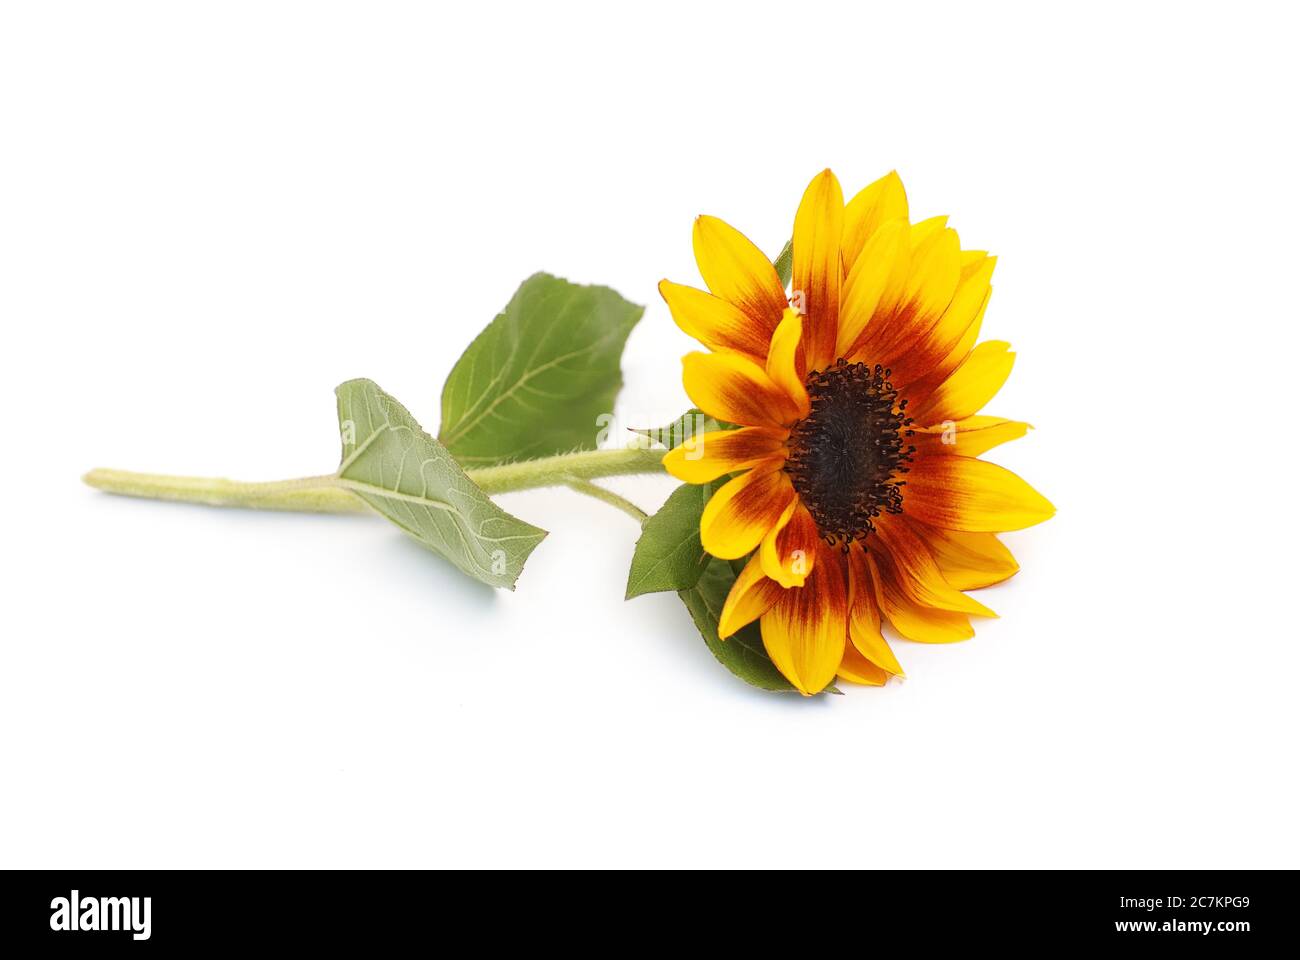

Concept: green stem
[[80, 469, 365, 513], [562, 478, 648, 523], [82, 446, 666, 516], [465, 447, 663, 494]]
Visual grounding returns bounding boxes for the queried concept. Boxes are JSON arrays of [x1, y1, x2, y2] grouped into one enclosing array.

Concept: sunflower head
[[785, 357, 915, 541], [660, 170, 1054, 695]]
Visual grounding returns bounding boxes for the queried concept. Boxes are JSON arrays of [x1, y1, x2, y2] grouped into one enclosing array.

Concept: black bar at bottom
[[0, 869, 1286, 948]]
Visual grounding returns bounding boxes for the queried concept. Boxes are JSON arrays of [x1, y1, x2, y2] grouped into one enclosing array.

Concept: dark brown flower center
[[784, 359, 915, 549]]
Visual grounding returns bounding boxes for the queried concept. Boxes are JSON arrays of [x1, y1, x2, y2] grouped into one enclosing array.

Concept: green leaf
[[336, 378, 548, 590], [772, 239, 794, 289], [437, 273, 644, 466], [630, 409, 730, 450], [677, 559, 803, 693], [625, 481, 722, 599]]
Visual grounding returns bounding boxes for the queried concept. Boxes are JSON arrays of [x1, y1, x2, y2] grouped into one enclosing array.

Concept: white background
[[2, 1, 1297, 868]]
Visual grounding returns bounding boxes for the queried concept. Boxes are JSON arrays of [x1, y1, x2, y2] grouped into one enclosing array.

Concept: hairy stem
[[80, 469, 365, 513], [562, 478, 648, 522], [82, 446, 666, 516], [464, 447, 664, 494]]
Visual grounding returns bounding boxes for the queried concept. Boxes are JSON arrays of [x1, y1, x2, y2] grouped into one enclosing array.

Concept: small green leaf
[[336, 378, 547, 590], [772, 239, 794, 289], [438, 273, 644, 466], [678, 559, 803, 693], [630, 409, 730, 450], [625, 481, 722, 599]]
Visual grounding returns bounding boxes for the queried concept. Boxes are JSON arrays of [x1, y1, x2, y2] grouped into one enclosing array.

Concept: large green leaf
[[336, 378, 547, 590], [678, 559, 802, 693], [437, 273, 644, 465], [625, 481, 722, 599]]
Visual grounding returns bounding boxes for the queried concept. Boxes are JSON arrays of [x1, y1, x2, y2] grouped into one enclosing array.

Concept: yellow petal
[[908, 215, 950, 245], [904, 280, 992, 406], [905, 455, 1055, 532], [899, 225, 961, 323], [791, 169, 844, 371], [662, 427, 787, 484], [682, 350, 802, 429], [836, 218, 907, 359], [909, 340, 1016, 424], [760, 543, 847, 695], [658, 280, 773, 360], [913, 416, 1031, 458], [910, 519, 1019, 591], [842, 170, 908, 276], [889, 252, 996, 388], [766, 308, 810, 416], [837, 641, 891, 686], [868, 553, 974, 644], [846, 547, 905, 676], [867, 225, 962, 359], [870, 216, 950, 316], [718, 551, 785, 638], [700, 464, 796, 559], [846, 225, 961, 378], [692, 215, 787, 336], [936, 258, 994, 367], [871, 516, 995, 617], [759, 501, 820, 588]]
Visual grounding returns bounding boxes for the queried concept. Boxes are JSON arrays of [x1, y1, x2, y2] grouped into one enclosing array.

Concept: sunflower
[[659, 170, 1054, 695]]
